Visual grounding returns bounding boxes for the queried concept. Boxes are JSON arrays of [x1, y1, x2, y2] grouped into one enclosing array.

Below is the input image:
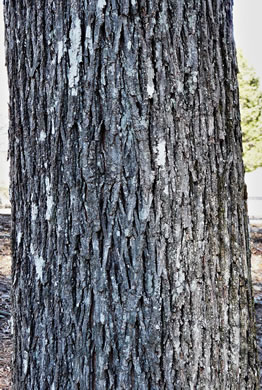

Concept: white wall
[[246, 168, 262, 219]]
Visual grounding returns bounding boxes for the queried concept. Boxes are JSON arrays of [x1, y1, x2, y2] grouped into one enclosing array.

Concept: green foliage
[[237, 50, 262, 172]]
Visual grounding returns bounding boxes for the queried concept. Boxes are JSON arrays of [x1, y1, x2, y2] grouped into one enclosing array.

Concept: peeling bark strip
[[4, 0, 259, 389]]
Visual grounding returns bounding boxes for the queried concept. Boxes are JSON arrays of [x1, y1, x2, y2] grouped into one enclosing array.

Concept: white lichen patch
[[188, 14, 197, 32], [176, 269, 185, 294], [45, 176, 53, 220], [8, 315, 13, 335], [86, 25, 93, 54], [192, 71, 198, 83], [17, 230, 22, 245], [30, 243, 35, 255], [51, 117, 55, 135], [45, 176, 51, 193], [155, 140, 166, 167], [23, 351, 29, 375], [57, 40, 64, 63], [97, 0, 106, 10], [127, 41, 132, 50], [208, 115, 215, 136], [147, 84, 154, 98], [189, 71, 198, 94], [86, 25, 91, 39], [177, 80, 183, 93], [68, 16, 82, 96], [35, 255, 44, 282], [39, 130, 46, 141], [31, 202, 38, 221], [45, 195, 53, 220], [147, 60, 155, 98], [100, 312, 105, 324]]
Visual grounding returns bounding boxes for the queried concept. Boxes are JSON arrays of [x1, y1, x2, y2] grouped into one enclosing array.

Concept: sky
[[233, 0, 262, 82]]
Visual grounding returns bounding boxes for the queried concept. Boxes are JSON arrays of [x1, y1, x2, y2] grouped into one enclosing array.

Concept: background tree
[[238, 50, 262, 172], [4, 0, 259, 389]]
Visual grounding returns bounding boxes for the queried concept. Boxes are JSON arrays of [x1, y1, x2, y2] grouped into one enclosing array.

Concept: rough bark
[[4, 0, 259, 389]]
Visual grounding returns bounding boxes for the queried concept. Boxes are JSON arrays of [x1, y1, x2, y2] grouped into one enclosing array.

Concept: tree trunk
[[4, 0, 259, 388]]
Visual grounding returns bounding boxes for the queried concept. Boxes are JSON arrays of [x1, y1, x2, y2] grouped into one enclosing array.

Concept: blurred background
[[234, 0, 262, 220]]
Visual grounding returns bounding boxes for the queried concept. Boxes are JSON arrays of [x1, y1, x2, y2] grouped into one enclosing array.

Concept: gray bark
[[4, 0, 259, 389]]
